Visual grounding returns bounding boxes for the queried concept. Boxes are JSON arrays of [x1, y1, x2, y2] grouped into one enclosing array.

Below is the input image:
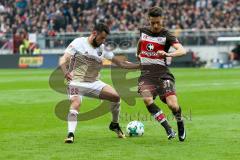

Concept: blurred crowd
[[0, 0, 239, 54], [0, 0, 239, 35]]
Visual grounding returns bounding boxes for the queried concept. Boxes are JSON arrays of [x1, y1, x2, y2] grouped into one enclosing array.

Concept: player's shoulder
[[69, 37, 87, 48], [99, 43, 114, 59], [163, 28, 176, 35], [65, 37, 87, 54], [138, 26, 170, 36], [160, 28, 169, 33], [138, 26, 155, 37], [99, 43, 108, 53], [138, 26, 150, 33], [159, 28, 176, 38], [72, 37, 86, 43]]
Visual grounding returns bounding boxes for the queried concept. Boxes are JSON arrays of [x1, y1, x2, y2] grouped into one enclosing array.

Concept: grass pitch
[[0, 68, 240, 160]]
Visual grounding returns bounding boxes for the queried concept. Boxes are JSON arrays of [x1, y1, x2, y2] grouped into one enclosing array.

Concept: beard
[[92, 36, 101, 48]]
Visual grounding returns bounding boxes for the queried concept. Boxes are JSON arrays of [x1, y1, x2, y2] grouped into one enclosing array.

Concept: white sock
[[67, 109, 78, 133], [109, 102, 120, 123]]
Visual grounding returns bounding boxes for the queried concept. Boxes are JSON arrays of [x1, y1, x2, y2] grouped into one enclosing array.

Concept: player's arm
[[157, 30, 186, 57], [103, 44, 140, 69], [111, 56, 140, 69], [167, 43, 186, 57], [157, 43, 186, 57], [112, 40, 141, 69], [59, 52, 73, 81]]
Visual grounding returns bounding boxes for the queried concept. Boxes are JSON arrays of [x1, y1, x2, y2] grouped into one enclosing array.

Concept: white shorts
[[67, 80, 107, 101]]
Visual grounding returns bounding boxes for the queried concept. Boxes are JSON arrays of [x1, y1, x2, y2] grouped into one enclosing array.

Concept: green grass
[[0, 68, 240, 160]]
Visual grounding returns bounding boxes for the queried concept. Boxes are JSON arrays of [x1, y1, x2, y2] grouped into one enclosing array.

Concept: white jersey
[[64, 37, 114, 82]]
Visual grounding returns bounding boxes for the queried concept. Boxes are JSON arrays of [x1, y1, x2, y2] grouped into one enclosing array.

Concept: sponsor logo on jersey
[[141, 51, 158, 57], [141, 33, 166, 45]]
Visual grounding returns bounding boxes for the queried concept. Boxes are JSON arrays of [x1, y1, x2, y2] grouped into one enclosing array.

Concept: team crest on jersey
[[146, 43, 154, 51]]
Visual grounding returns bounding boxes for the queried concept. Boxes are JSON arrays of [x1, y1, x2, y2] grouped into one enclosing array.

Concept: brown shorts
[[138, 76, 176, 103]]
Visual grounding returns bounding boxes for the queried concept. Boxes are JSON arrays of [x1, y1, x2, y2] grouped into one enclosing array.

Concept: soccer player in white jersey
[[59, 23, 140, 143]]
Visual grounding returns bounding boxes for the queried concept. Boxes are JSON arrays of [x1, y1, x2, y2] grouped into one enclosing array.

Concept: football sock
[[147, 103, 172, 132], [172, 106, 183, 122], [67, 108, 78, 133], [109, 102, 120, 123]]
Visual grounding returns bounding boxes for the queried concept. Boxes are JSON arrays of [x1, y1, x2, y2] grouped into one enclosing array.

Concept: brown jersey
[[138, 27, 180, 81]]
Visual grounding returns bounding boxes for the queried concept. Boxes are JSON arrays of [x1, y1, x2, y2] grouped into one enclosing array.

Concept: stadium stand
[[0, 0, 239, 68], [0, 0, 239, 34]]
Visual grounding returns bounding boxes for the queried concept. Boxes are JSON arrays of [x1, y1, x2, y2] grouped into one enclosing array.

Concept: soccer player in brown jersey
[[137, 6, 186, 141]]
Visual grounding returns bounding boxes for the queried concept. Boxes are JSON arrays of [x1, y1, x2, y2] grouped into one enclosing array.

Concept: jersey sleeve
[[64, 38, 81, 55], [102, 45, 114, 60], [166, 30, 180, 46]]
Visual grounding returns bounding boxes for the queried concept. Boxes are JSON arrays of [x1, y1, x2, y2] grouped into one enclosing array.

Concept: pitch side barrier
[[105, 53, 195, 67], [0, 55, 19, 68], [0, 54, 61, 69], [0, 53, 194, 69]]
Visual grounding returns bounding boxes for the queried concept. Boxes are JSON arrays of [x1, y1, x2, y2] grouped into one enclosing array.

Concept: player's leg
[[65, 83, 82, 143], [141, 90, 176, 139], [64, 96, 81, 143], [138, 78, 176, 139], [99, 85, 120, 123], [159, 79, 186, 141], [165, 95, 186, 141], [99, 85, 125, 138], [99, 84, 120, 102]]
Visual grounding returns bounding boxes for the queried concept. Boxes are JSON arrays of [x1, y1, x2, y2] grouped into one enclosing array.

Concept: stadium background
[[0, 0, 240, 160]]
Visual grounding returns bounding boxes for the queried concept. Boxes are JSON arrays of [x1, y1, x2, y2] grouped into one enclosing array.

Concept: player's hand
[[64, 72, 73, 81], [157, 50, 171, 57]]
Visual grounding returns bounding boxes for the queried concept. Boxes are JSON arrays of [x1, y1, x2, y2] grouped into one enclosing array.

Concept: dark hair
[[93, 23, 110, 34], [148, 6, 163, 17]]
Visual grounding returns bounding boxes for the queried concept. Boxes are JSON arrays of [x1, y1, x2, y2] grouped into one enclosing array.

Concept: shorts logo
[[146, 43, 154, 51]]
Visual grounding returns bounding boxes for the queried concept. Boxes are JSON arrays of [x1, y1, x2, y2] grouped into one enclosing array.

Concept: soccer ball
[[126, 121, 144, 137]]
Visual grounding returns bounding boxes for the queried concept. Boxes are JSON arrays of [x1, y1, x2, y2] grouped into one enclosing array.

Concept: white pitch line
[[178, 81, 240, 87]]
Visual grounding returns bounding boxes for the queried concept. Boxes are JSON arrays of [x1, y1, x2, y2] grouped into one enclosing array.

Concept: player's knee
[[143, 97, 154, 106], [111, 94, 120, 103], [70, 96, 81, 109], [166, 99, 179, 111]]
